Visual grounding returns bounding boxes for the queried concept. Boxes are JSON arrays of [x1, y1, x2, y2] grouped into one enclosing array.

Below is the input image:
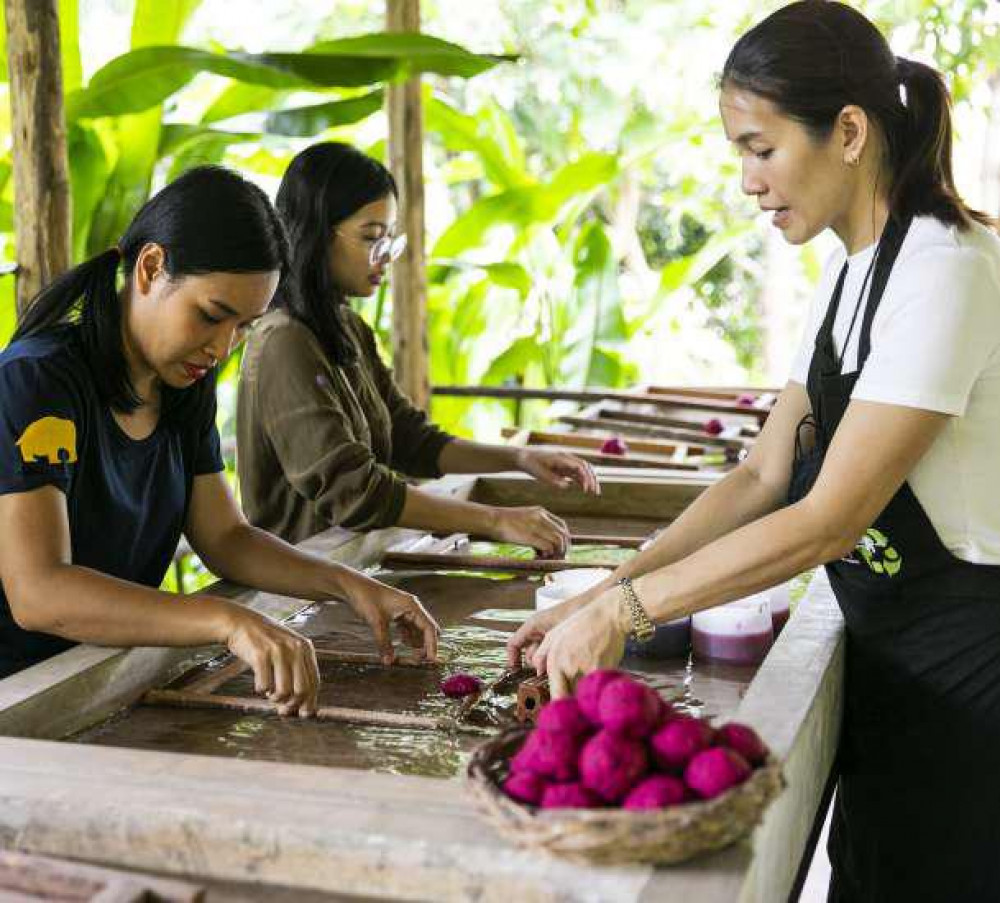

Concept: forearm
[[582, 464, 788, 601], [196, 522, 383, 603], [397, 484, 499, 536], [633, 497, 842, 625], [11, 564, 234, 648], [437, 438, 520, 475]]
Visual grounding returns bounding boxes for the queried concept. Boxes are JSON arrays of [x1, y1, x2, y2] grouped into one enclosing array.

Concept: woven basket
[[466, 725, 785, 865]]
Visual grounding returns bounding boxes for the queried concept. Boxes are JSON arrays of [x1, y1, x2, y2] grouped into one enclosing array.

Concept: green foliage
[[66, 34, 511, 120], [263, 90, 385, 136]]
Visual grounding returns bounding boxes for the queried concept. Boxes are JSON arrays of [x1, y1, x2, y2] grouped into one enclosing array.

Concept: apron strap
[[856, 214, 913, 368], [816, 263, 849, 355]]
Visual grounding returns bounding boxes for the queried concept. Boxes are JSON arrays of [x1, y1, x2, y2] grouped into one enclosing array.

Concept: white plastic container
[[535, 568, 612, 611], [692, 592, 774, 665]]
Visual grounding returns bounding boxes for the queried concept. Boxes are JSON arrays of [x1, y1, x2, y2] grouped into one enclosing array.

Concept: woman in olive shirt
[[238, 143, 598, 554]]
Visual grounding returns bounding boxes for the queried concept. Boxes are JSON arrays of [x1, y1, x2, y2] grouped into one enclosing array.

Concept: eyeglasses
[[335, 229, 408, 267], [369, 233, 407, 267]]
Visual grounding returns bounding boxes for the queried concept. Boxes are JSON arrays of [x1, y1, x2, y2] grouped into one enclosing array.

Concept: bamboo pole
[[381, 551, 626, 573], [144, 689, 459, 731], [4, 0, 72, 315], [387, 0, 430, 410], [311, 648, 432, 668]]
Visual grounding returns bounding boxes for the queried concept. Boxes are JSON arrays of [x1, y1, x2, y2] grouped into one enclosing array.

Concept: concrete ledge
[[738, 569, 844, 902], [0, 739, 655, 902]]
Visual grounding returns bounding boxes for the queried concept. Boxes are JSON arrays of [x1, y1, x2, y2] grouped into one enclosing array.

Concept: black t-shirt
[[0, 326, 224, 677]]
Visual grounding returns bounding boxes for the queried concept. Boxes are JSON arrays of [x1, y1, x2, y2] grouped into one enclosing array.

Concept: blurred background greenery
[[1, 0, 998, 443]]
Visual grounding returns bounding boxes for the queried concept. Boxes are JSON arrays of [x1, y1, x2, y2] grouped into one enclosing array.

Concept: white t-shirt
[[790, 215, 1000, 564]]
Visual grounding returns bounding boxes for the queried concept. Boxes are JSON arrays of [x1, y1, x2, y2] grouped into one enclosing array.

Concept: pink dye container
[[769, 582, 792, 636], [692, 594, 775, 666]]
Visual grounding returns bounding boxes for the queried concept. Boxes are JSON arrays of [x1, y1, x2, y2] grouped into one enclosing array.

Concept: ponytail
[[14, 247, 142, 410], [891, 56, 991, 229]]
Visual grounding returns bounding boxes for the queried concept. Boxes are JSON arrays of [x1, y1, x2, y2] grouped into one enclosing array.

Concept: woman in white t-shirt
[[506, 2, 1000, 899]]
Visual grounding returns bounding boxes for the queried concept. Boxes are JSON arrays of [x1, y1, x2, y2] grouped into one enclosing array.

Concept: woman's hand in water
[[345, 576, 440, 664], [530, 588, 629, 698], [505, 589, 596, 669], [220, 604, 320, 717], [515, 448, 600, 495], [490, 505, 572, 558]]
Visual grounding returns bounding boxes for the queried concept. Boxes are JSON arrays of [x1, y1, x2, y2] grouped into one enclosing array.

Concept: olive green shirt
[[237, 308, 453, 543]]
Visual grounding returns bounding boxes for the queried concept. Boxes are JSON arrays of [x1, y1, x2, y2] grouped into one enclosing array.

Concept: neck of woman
[[833, 180, 892, 256], [119, 318, 159, 407]]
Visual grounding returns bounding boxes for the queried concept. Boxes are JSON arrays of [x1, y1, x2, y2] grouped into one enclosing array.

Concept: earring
[[847, 155, 860, 167]]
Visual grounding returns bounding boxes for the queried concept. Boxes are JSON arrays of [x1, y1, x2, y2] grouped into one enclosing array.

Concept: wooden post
[[4, 0, 72, 315], [386, 0, 430, 410]]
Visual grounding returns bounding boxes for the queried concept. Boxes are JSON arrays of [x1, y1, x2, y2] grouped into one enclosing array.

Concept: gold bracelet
[[619, 577, 655, 642]]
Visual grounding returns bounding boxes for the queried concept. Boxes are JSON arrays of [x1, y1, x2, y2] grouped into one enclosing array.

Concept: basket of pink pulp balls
[[466, 670, 785, 865]]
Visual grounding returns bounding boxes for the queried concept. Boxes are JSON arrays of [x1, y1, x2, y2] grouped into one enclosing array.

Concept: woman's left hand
[[531, 588, 629, 697], [515, 448, 600, 495]]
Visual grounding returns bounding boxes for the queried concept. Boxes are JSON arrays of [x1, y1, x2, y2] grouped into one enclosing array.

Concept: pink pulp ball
[[575, 669, 626, 724], [503, 771, 547, 806], [597, 677, 663, 739], [440, 673, 483, 698], [736, 393, 757, 407], [536, 697, 592, 738], [650, 716, 714, 772], [510, 728, 581, 782], [541, 782, 602, 810], [716, 722, 768, 767], [600, 436, 628, 456], [685, 746, 752, 799], [623, 774, 689, 811], [579, 729, 649, 802], [704, 417, 725, 436]]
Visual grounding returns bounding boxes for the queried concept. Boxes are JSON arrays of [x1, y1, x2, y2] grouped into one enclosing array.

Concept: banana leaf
[[67, 34, 513, 120]]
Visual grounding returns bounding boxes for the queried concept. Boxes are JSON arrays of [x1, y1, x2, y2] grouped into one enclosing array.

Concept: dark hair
[[14, 165, 288, 416], [721, 0, 992, 229], [274, 142, 397, 366]]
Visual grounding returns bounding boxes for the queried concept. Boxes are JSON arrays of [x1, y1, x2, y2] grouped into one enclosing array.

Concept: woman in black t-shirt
[[0, 165, 438, 715]]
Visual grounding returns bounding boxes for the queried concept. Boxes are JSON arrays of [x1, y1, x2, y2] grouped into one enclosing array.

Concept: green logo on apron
[[856, 528, 902, 577]]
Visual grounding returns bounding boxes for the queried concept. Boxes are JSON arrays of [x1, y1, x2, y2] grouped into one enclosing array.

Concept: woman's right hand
[[219, 603, 320, 718], [505, 589, 596, 669], [490, 505, 571, 557]]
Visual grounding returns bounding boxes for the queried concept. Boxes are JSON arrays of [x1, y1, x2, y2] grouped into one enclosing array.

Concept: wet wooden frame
[[499, 426, 736, 472], [142, 647, 453, 732], [430, 384, 773, 423]]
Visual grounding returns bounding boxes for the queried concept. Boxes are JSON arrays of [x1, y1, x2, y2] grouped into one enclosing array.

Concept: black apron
[[787, 215, 1000, 903]]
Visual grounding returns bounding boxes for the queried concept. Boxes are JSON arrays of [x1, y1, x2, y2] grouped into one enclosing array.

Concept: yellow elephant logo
[[15, 417, 78, 465]]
